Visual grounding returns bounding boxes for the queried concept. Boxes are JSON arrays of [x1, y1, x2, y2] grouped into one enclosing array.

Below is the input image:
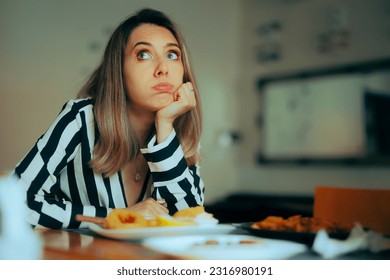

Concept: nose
[[154, 58, 168, 77]]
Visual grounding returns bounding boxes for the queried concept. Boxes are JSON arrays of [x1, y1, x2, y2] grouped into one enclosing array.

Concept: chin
[[154, 95, 174, 108]]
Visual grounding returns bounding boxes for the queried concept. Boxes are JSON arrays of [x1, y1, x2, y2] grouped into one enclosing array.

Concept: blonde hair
[[77, 8, 202, 176]]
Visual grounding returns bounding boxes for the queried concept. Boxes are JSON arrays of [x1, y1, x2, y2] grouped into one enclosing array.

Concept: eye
[[166, 51, 179, 60], [137, 50, 153, 60]]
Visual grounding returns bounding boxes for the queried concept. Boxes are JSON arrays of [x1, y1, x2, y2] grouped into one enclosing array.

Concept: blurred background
[[1, 0, 390, 219]]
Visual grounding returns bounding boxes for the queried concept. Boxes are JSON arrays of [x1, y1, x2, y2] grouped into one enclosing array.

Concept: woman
[[12, 8, 204, 229]]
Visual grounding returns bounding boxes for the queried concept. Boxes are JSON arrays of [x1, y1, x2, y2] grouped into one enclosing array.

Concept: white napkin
[[312, 223, 390, 259], [0, 176, 42, 259]]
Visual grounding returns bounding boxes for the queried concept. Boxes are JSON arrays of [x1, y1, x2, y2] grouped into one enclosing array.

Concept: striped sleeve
[[140, 130, 205, 215], [13, 99, 109, 229]]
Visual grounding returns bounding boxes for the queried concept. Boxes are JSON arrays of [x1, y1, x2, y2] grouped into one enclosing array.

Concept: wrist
[[155, 119, 173, 143]]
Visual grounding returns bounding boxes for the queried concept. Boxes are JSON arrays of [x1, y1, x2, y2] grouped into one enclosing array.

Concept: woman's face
[[124, 23, 184, 112]]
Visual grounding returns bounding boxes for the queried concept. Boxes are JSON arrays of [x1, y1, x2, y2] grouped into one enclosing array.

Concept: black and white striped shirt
[[13, 99, 204, 229]]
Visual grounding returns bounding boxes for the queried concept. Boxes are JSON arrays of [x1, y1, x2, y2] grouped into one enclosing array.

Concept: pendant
[[134, 171, 141, 181], [134, 166, 141, 181]]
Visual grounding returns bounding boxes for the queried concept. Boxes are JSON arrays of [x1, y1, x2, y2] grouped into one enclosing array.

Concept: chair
[[313, 186, 390, 235]]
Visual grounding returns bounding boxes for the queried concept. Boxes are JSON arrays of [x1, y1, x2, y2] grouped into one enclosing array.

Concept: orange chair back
[[313, 186, 390, 234]]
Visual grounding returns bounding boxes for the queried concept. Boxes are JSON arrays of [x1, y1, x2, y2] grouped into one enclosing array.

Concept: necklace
[[134, 165, 141, 181]]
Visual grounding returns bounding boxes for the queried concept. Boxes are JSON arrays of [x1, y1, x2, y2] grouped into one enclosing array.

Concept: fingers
[[183, 82, 195, 95], [155, 81, 196, 135], [142, 198, 168, 216], [127, 198, 169, 219], [175, 82, 196, 108]]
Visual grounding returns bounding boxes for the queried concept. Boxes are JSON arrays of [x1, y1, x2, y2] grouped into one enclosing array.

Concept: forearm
[[141, 130, 205, 214], [25, 192, 110, 229]]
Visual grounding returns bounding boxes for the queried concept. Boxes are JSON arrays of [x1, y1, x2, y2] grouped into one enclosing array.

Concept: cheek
[[173, 64, 185, 83], [124, 64, 147, 92]]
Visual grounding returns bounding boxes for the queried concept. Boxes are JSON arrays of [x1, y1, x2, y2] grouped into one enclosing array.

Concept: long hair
[[77, 8, 202, 176]]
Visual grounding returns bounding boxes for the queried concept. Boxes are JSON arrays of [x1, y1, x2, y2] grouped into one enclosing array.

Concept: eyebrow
[[132, 41, 180, 51]]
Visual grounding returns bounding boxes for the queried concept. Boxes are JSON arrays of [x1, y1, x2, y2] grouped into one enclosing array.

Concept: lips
[[152, 83, 174, 93]]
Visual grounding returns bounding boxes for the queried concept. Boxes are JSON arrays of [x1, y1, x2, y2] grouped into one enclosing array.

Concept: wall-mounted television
[[257, 58, 390, 165]]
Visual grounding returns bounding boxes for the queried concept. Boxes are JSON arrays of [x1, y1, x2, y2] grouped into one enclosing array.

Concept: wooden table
[[37, 228, 390, 260], [37, 229, 181, 260]]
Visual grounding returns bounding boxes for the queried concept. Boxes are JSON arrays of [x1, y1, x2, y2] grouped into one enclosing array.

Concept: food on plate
[[156, 214, 196, 227], [251, 215, 352, 234], [173, 206, 206, 218], [106, 209, 148, 229], [103, 206, 218, 229], [173, 206, 219, 226], [193, 239, 261, 247]]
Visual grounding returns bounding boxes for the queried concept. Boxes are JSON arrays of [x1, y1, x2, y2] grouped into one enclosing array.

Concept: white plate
[[88, 223, 235, 240], [143, 234, 307, 260]]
